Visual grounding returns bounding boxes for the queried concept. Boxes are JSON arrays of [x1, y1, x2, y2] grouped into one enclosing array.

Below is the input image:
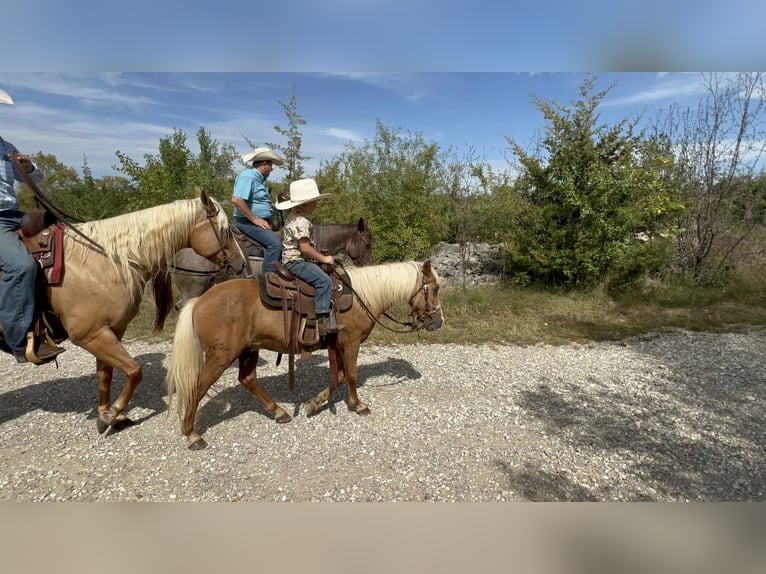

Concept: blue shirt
[[0, 137, 21, 212], [0, 136, 43, 213], [232, 168, 272, 219]]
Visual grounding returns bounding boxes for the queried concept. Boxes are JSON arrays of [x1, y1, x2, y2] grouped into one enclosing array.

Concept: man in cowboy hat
[[276, 178, 344, 334], [231, 147, 284, 275], [0, 88, 65, 364]]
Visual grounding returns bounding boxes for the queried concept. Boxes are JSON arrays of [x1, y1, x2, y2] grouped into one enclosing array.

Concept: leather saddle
[[258, 262, 353, 348]]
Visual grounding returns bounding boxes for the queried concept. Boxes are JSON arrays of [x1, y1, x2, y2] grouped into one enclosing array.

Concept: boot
[[317, 312, 345, 334]]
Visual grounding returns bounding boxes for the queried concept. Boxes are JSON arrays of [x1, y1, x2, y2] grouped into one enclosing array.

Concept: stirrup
[[24, 331, 65, 365]]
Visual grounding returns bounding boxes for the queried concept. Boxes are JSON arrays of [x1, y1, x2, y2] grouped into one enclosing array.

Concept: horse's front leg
[[305, 341, 368, 416], [81, 329, 144, 434], [95, 355, 143, 433], [96, 359, 114, 433], [338, 344, 369, 416]]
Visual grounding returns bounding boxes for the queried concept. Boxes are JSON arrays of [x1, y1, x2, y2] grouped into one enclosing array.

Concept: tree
[[501, 75, 679, 289], [653, 72, 766, 283], [266, 82, 311, 182], [114, 127, 238, 211], [439, 147, 497, 288]]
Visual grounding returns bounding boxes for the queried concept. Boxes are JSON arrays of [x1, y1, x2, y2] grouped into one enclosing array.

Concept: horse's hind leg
[[180, 356, 228, 450], [238, 350, 291, 423]]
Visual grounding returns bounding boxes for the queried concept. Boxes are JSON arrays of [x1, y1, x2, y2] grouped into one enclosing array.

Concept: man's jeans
[[234, 217, 282, 275], [0, 211, 38, 353], [284, 260, 333, 314]]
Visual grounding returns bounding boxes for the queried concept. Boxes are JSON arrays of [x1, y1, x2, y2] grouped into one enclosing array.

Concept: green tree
[[114, 127, 238, 210], [266, 82, 311, 182], [318, 120, 443, 261], [501, 75, 678, 289], [654, 72, 766, 283]]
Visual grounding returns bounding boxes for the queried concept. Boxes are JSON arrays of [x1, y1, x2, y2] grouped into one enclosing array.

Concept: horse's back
[[193, 278, 263, 336]]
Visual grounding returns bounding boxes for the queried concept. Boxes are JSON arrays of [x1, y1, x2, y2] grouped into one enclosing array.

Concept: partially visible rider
[[0, 88, 65, 364], [230, 147, 284, 275]]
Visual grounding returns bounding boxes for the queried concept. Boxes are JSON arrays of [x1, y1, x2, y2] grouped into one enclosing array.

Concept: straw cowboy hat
[[275, 178, 333, 210], [0, 89, 14, 105], [242, 147, 284, 166]]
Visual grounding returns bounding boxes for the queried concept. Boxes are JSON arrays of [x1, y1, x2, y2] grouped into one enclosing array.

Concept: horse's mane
[[345, 261, 433, 315], [63, 197, 229, 290], [314, 223, 357, 252]]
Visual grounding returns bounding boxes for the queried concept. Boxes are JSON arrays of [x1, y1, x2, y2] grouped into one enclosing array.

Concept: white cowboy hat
[[241, 147, 284, 166], [275, 178, 334, 210], [0, 89, 14, 105]]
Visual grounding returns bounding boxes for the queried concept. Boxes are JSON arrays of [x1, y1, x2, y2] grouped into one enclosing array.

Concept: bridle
[[404, 270, 443, 331], [169, 201, 245, 278], [346, 229, 373, 267], [201, 201, 244, 276]]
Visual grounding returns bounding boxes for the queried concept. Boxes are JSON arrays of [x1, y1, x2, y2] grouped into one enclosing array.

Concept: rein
[[11, 151, 106, 254]]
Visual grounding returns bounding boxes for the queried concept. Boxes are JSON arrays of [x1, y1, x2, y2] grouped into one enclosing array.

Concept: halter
[[406, 269, 442, 330]]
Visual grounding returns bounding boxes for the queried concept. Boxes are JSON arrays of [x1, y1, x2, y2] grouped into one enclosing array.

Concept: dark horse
[[0, 190, 245, 433], [169, 217, 373, 309], [166, 261, 444, 449]]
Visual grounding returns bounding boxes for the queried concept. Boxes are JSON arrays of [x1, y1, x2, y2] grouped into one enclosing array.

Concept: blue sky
[[0, 72, 724, 180]]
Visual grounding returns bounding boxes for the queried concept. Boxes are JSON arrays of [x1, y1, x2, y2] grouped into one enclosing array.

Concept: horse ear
[[357, 217, 365, 232], [422, 259, 432, 275]]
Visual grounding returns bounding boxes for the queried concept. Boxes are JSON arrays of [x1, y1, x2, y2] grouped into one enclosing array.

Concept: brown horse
[[169, 217, 374, 309], [166, 260, 444, 449], [0, 190, 245, 433]]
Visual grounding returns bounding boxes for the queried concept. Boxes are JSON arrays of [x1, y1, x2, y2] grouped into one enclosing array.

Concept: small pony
[[166, 260, 444, 449]]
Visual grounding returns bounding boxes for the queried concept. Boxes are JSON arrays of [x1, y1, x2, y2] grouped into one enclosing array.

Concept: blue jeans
[[0, 210, 39, 353], [284, 260, 333, 314], [234, 218, 282, 275]]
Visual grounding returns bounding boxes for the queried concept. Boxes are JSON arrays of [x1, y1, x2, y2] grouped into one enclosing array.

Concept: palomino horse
[[169, 217, 374, 308], [0, 190, 245, 434], [166, 260, 444, 449]]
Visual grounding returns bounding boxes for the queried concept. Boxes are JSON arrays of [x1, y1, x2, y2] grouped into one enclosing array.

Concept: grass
[[125, 270, 766, 346]]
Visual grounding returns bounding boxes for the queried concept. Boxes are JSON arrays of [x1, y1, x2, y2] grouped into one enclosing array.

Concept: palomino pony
[[169, 217, 374, 308], [0, 190, 245, 434], [166, 260, 444, 449]]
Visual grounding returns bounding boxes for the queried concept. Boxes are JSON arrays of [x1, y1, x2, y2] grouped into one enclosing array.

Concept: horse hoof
[[305, 400, 318, 417], [188, 437, 208, 450], [356, 404, 370, 416], [96, 418, 109, 434], [275, 411, 292, 424]]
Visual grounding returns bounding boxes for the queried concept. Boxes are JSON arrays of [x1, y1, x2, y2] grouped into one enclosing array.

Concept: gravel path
[[1, 328, 764, 501]]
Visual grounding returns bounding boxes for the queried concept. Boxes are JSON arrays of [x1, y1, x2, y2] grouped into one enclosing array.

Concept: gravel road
[[0, 328, 764, 502]]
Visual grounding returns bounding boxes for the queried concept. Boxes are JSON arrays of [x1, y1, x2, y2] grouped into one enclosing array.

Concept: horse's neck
[[315, 224, 354, 254], [353, 263, 419, 316]]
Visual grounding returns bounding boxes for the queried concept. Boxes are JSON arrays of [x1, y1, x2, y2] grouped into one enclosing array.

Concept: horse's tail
[[152, 270, 174, 332], [165, 298, 203, 421]]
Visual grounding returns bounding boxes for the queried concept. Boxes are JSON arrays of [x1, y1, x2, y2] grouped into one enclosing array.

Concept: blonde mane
[[63, 197, 229, 292], [345, 261, 432, 315]]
